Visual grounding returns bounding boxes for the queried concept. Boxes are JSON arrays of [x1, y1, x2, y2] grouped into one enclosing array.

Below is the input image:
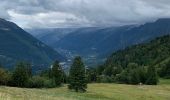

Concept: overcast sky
[[1, 0, 170, 28]]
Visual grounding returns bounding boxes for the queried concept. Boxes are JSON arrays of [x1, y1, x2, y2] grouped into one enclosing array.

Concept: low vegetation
[[0, 56, 88, 92], [0, 80, 170, 100], [0, 61, 66, 88]]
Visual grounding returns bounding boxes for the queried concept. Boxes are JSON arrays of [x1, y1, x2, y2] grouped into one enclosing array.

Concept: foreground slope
[[0, 18, 64, 70], [0, 80, 170, 100]]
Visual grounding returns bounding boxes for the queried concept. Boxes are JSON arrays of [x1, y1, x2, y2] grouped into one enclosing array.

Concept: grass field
[[0, 79, 170, 100]]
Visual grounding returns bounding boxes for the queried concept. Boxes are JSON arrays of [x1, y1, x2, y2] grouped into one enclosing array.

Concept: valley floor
[[0, 79, 170, 100]]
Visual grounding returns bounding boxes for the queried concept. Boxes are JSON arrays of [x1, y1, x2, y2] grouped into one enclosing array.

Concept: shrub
[[43, 79, 56, 88], [26, 76, 45, 88], [145, 66, 159, 85], [0, 68, 10, 85], [97, 75, 114, 83]]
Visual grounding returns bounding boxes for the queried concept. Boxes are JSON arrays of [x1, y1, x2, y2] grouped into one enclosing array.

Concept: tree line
[[87, 63, 159, 85], [0, 55, 164, 93], [0, 56, 87, 92]]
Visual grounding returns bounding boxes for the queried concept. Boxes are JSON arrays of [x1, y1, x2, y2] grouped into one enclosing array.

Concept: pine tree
[[68, 56, 87, 92], [11, 62, 29, 87], [51, 60, 63, 86], [145, 66, 158, 85]]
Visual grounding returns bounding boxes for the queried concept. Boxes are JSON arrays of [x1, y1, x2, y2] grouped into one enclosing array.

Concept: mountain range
[[28, 18, 170, 66], [0, 18, 65, 71], [26, 28, 77, 45]]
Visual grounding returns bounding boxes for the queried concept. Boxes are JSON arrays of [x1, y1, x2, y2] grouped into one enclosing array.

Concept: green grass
[[159, 78, 170, 85], [0, 79, 170, 100]]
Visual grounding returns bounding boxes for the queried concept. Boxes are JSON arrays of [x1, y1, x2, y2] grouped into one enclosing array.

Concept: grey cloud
[[1, 0, 170, 28]]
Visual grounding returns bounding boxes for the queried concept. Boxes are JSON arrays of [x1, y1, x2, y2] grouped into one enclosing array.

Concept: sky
[[1, 0, 170, 28]]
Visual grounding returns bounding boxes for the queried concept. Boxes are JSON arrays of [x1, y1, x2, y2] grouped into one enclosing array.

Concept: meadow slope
[[0, 79, 170, 100]]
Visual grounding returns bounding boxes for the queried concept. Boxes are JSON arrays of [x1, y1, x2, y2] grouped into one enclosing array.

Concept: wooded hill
[[95, 35, 170, 84], [105, 35, 170, 69]]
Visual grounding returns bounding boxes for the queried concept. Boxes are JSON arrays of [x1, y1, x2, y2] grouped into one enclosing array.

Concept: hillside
[[0, 18, 65, 70], [105, 35, 170, 67], [100, 35, 170, 79]]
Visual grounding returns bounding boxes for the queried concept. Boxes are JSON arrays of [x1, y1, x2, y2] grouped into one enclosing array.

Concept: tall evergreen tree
[[145, 66, 158, 85], [12, 62, 29, 87], [68, 56, 87, 92], [51, 60, 63, 86]]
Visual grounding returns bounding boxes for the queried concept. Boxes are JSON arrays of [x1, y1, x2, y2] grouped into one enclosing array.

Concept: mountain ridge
[[28, 18, 170, 66], [0, 18, 65, 71]]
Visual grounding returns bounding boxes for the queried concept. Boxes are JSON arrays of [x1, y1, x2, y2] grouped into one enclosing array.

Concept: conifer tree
[[51, 60, 63, 86], [12, 62, 29, 87], [68, 56, 87, 92]]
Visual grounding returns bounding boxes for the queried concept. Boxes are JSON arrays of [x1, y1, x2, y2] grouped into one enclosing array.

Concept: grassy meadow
[[0, 79, 170, 100]]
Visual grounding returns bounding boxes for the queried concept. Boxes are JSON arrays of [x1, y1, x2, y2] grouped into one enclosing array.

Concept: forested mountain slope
[[0, 18, 65, 70], [102, 35, 170, 78]]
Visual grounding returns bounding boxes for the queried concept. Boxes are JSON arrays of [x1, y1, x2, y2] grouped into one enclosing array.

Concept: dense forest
[[92, 35, 170, 84]]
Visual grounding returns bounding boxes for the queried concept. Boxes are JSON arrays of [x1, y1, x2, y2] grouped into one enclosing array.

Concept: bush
[[97, 75, 114, 83], [43, 79, 56, 88], [26, 76, 45, 88], [145, 66, 159, 85], [115, 65, 148, 85], [25, 76, 60, 88], [158, 61, 170, 79], [115, 70, 130, 84], [0, 68, 10, 85]]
